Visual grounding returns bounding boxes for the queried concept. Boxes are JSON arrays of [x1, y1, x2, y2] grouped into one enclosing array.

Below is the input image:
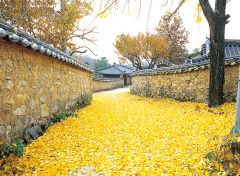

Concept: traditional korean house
[[185, 38, 240, 64], [94, 64, 134, 86]]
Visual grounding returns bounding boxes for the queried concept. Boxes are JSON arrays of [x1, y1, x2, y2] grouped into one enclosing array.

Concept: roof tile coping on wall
[[0, 20, 93, 72], [92, 77, 124, 82], [131, 55, 240, 76]]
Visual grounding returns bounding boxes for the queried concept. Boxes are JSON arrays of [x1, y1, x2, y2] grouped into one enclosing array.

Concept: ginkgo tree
[[114, 32, 168, 69], [0, 0, 95, 52]]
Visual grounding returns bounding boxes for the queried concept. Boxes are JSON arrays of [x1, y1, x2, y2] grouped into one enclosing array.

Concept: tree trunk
[[208, 19, 225, 107], [199, 0, 228, 107]]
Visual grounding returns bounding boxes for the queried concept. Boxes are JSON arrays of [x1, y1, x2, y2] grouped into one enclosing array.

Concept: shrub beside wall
[[0, 39, 93, 150], [93, 78, 124, 92], [131, 65, 239, 102]]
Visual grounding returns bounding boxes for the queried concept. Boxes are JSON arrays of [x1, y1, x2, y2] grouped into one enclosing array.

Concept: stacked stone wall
[[93, 78, 124, 92], [131, 65, 239, 102], [126, 77, 132, 86], [0, 39, 92, 148]]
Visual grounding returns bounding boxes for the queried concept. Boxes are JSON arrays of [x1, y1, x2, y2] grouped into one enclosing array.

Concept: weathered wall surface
[[93, 78, 124, 92], [0, 39, 92, 146], [126, 76, 132, 86], [131, 65, 239, 102]]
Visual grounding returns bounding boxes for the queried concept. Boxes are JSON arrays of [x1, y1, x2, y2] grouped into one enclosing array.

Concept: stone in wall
[[93, 79, 124, 92], [13, 105, 26, 116], [0, 38, 93, 151], [40, 104, 49, 117], [131, 65, 239, 103]]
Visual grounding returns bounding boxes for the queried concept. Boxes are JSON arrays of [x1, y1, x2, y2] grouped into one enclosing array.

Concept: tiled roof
[[156, 59, 173, 66], [201, 38, 240, 58], [95, 64, 134, 75], [0, 20, 93, 72], [225, 43, 240, 58], [116, 65, 134, 74], [189, 39, 240, 64], [131, 55, 240, 76], [185, 55, 209, 64]]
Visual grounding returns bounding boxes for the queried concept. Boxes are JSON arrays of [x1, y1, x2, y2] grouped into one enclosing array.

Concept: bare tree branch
[[75, 45, 98, 56], [94, 0, 118, 19], [70, 50, 87, 56], [71, 49, 97, 57], [146, 0, 153, 29], [137, 0, 141, 18], [167, 0, 185, 20]]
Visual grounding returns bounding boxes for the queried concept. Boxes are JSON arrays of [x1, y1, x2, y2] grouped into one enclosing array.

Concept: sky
[[77, 0, 240, 64]]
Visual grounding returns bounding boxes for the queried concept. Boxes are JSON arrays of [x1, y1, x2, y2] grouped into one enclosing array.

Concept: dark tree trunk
[[199, 0, 229, 107], [208, 19, 225, 107]]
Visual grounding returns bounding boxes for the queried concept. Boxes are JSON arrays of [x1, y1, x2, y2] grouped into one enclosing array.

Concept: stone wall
[[126, 76, 132, 86], [131, 65, 239, 102], [0, 39, 92, 148], [93, 78, 124, 92]]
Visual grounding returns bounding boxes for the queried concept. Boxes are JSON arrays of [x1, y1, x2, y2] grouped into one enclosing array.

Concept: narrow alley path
[[95, 86, 130, 94], [1, 92, 236, 175]]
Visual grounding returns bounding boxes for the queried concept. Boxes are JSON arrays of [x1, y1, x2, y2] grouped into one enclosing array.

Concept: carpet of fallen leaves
[[0, 93, 237, 175]]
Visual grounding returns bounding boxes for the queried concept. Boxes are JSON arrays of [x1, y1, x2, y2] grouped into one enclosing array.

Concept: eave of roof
[[131, 55, 240, 77], [95, 65, 116, 72], [225, 39, 240, 44], [0, 20, 93, 72], [117, 65, 134, 73], [95, 65, 125, 75], [206, 38, 240, 45], [94, 64, 133, 75]]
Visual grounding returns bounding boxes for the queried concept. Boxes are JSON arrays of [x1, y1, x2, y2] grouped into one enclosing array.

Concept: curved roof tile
[[95, 64, 134, 75], [131, 55, 240, 76], [0, 20, 93, 72]]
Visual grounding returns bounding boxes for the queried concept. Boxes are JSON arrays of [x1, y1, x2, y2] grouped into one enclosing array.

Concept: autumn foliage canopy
[[114, 13, 188, 69], [114, 32, 168, 69], [0, 0, 93, 51]]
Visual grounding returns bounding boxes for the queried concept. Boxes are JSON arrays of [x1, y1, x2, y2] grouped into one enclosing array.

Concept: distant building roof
[[95, 64, 134, 75], [185, 38, 240, 65], [185, 55, 209, 64], [156, 59, 173, 67], [0, 20, 92, 72], [132, 38, 240, 76], [224, 40, 240, 58], [201, 38, 240, 58], [116, 65, 134, 74]]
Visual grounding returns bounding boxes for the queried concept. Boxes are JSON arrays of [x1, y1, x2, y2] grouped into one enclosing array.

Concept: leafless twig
[[167, 0, 185, 20]]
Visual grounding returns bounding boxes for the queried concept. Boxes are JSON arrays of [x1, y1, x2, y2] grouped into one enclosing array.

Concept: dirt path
[[95, 86, 130, 94]]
